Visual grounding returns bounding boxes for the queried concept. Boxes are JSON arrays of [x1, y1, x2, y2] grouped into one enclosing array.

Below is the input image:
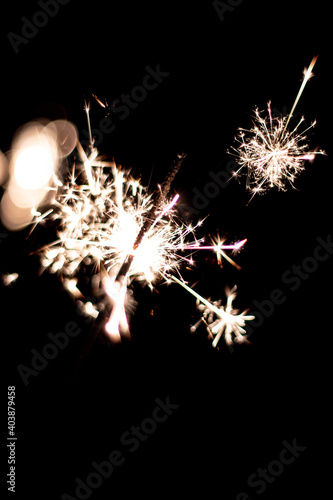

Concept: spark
[[172, 277, 254, 347], [182, 236, 248, 270], [92, 94, 108, 108], [231, 56, 324, 199], [1, 273, 19, 286]]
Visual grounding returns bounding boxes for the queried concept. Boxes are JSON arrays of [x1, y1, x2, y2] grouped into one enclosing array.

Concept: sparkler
[[0, 109, 251, 348], [231, 56, 324, 200], [2, 56, 323, 351]]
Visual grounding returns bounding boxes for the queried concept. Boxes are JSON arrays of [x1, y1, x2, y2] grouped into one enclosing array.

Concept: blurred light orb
[[0, 150, 9, 185], [0, 190, 34, 230], [45, 119, 78, 158], [14, 143, 55, 190]]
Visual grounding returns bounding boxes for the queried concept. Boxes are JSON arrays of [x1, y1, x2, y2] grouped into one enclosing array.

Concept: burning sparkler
[[0, 109, 251, 347], [3, 57, 322, 350], [231, 56, 324, 200]]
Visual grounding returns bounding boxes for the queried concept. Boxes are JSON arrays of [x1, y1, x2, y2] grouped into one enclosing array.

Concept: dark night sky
[[1, 1, 332, 499]]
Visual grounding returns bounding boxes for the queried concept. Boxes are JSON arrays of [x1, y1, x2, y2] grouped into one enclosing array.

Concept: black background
[[1, 1, 332, 498]]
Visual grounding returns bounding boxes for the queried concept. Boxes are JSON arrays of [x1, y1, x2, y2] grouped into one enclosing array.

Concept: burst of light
[[172, 277, 255, 347], [35, 135, 247, 288], [5, 108, 247, 343], [36, 141, 248, 340], [0, 101, 257, 346], [231, 56, 324, 199]]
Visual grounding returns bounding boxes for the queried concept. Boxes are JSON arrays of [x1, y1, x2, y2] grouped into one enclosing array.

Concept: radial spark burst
[[231, 56, 324, 199], [173, 278, 254, 347], [0, 109, 251, 345], [43, 151, 248, 342], [39, 150, 242, 287]]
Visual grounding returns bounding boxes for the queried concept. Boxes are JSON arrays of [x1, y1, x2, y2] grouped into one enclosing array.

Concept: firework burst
[[231, 56, 324, 200]]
